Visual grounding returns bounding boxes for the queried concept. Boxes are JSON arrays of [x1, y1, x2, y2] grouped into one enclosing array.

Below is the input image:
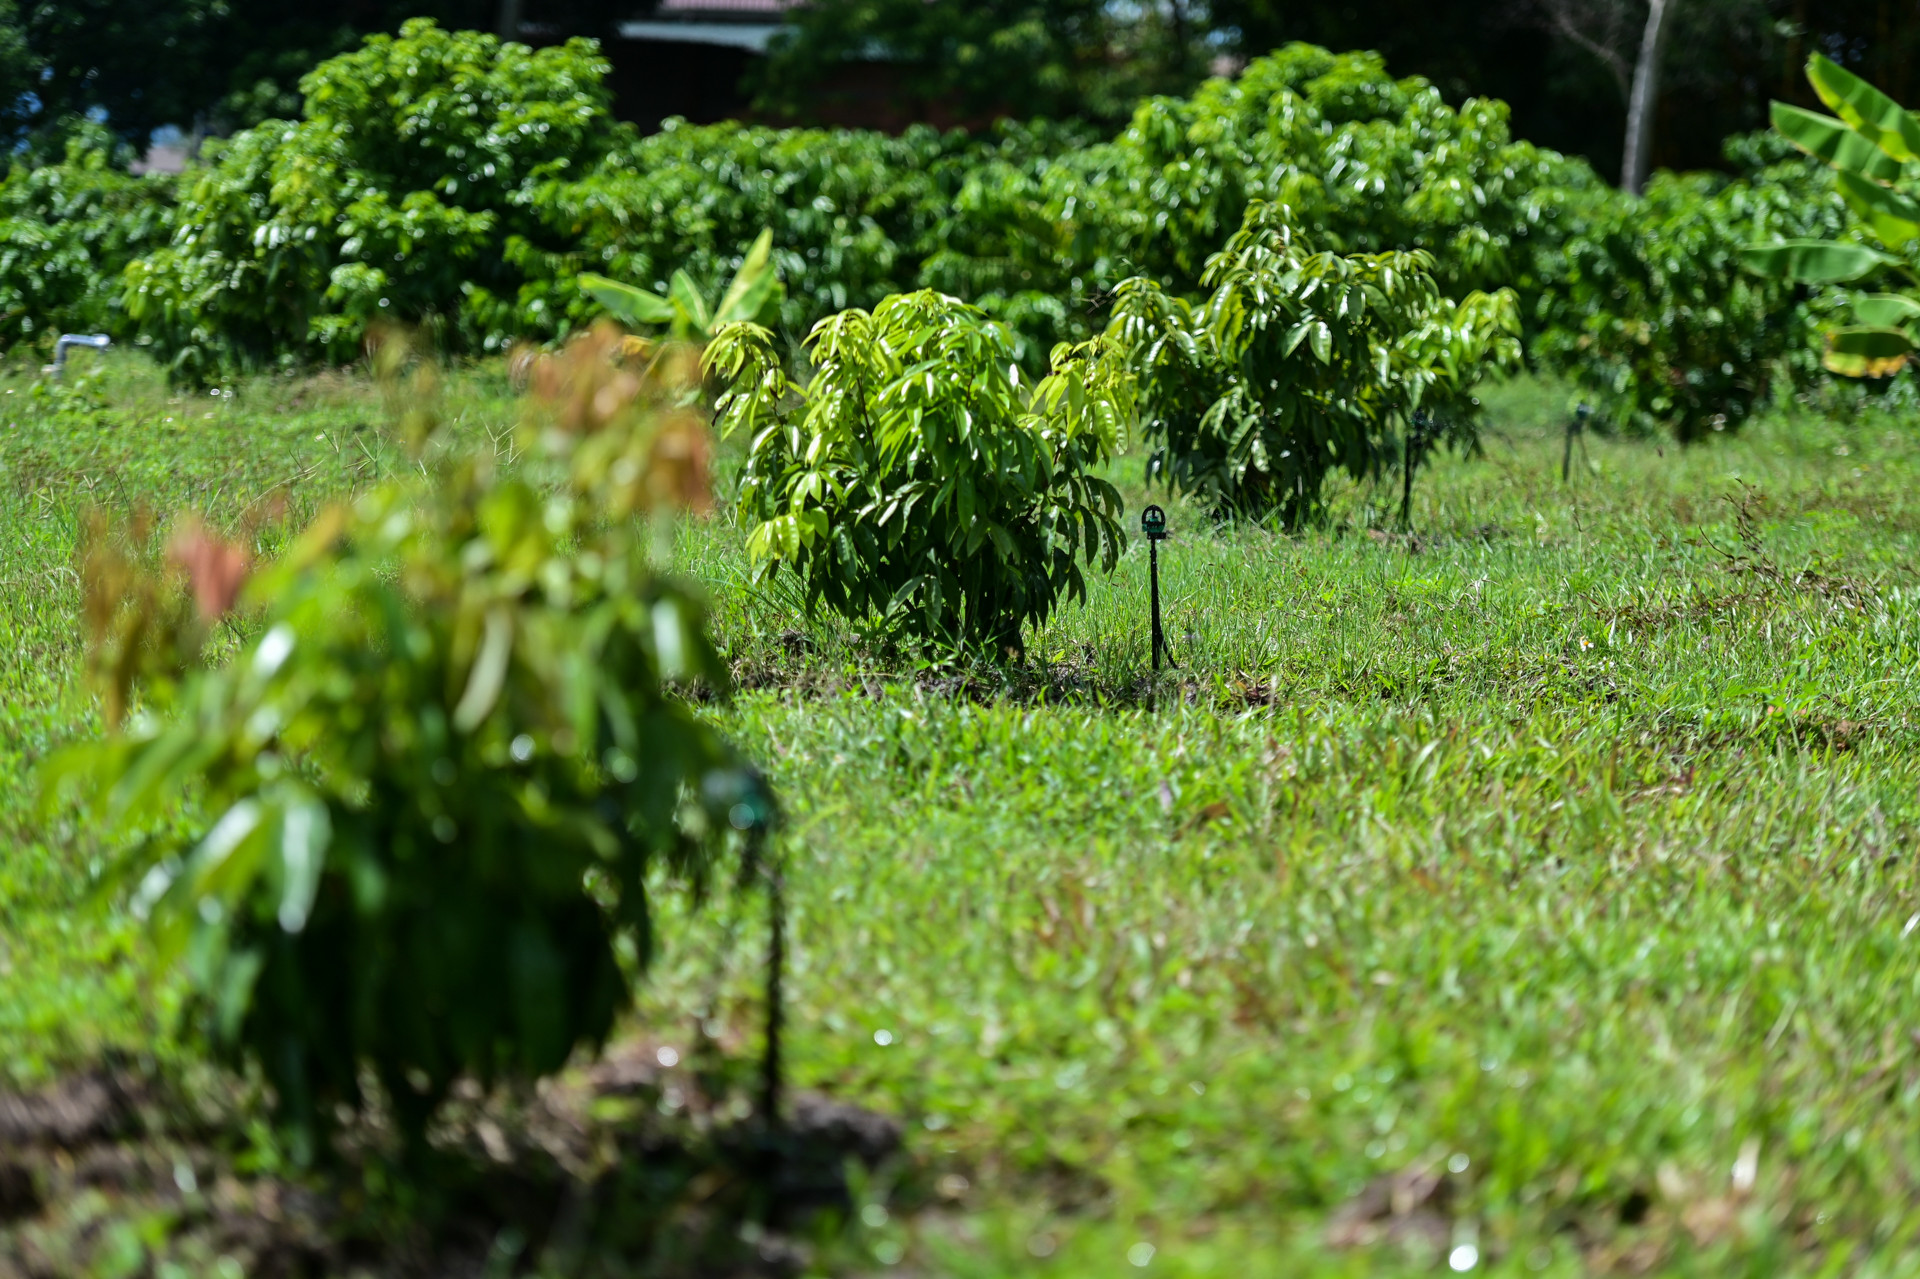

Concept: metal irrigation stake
[[1562, 403, 1593, 484], [1402, 409, 1439, 530], [745, 804, 783, 1131], [47, 334, 110, 379], [719, 766, 783, 1132], [1142, 504, 1175, 672]]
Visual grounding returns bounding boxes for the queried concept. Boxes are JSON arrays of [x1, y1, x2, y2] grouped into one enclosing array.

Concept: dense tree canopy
[[754, 0, 1920, 175], [3, 0, 635, 142], [5, 0, 1918, 180]]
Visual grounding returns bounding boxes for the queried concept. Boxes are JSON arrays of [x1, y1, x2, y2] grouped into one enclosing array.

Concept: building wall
[[608, 39, 998, 135], [604, 38, 759, 132]]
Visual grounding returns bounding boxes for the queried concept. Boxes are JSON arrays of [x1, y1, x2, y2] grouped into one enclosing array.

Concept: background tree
[[1509, 0, 1782, 192], [0, 2, 38, 142], [1208, 0, 1920, 177], [12, 0, 222, 143], [4, 0, 637, 145]]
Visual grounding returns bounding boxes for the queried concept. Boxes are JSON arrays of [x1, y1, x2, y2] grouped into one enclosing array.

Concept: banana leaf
[[1808, 53, 1920, 162], [1825, 325, 1914, 378], [1773, 102, 1904, 182], [1836, 171, 1920, 248], [1738, 239, 1893, 283], [1851, 293, 1920, 328], [579, 274, 675, 326], [669, 270, 711, 335], [713, 228, 781, 328]]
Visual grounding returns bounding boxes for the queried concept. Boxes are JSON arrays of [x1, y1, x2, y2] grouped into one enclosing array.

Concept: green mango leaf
[[213, 947, 265, 1046], [579, 273, 674, 326], [1772, 102, 1904, 182], [151, 798, 269, 959], [451, 606, 513, 731], [650, 599, 689, 680], [1851, 293, 1920, 328], [275, 792, 332, 933], [1825, 324, 1914, 378], [1835, 171, 1920, 248], [1808, 53, 1920, 162], [185, 799, 268, 903], [1738, 239, 1893, 283]]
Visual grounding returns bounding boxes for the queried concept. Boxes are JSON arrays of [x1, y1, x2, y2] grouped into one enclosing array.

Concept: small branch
[[1548, 6, 1631, 97]]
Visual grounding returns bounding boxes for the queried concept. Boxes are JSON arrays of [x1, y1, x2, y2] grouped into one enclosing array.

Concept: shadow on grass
[[0, 1044, 906, 1277]]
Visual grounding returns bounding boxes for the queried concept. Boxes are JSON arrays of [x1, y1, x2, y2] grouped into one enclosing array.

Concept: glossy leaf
[[1771, 102, 1904, 182], [1738, 239, 1892, 283], [579, 273, 675, 326], [1851, 293, 1920, 328], [1835, 171, 1920, 249], [1825, 324, 1914, 377], [1807, 53, 1920, 162]]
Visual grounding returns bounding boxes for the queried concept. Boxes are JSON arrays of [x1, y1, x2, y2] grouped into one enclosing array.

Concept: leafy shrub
[[921, 45, 1596, 360], [47, 329, 762, 1159], [0, 124, 174, 350], [541, 117, 1085, 346], [81, 21, 1856, 438], [1109, 46, 1594, 302], [120, 18, 1085, 382], [921, 44, 1852, 440], [1742, 54, 1920, 380], [706, 291, 1134, 655], [1533, 155, 1846, 440], [1109, 201, 1520, 523], [913, 135, 1132, 365], [126, 20, 616, 382]]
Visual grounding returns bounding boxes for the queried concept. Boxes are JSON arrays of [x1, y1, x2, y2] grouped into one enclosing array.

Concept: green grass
[[7, 353, 1920, 1275]]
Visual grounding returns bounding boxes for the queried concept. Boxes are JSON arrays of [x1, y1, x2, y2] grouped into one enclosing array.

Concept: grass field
[[5, 352, 1920, 1276]]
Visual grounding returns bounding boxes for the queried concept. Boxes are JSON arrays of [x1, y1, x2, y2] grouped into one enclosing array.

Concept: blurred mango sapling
[[1742, 54, 1920, 377], [704, 289, 1135, 658], [43, 327, 770, 1161]]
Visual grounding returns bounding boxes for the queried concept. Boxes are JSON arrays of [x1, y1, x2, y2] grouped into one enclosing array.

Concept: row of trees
[[43, 40, 1912, 1176], [0, 0, 629, 144], [0, 26, 1854, 442], [6, 1, 1918, 182], [756, 0, 1911, 188]]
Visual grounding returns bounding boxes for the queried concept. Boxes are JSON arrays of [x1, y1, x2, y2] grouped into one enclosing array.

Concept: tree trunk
[[1620, 0, 1674, 194], [496, 0, 524, 40]]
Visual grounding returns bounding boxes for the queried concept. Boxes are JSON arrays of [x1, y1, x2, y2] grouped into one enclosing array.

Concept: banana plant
[[578, 229, 784, 343], [1740, 55, 1920, 377]]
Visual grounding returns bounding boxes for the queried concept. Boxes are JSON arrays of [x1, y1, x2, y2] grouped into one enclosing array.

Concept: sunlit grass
[[5, 351, 1920, 1274]]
